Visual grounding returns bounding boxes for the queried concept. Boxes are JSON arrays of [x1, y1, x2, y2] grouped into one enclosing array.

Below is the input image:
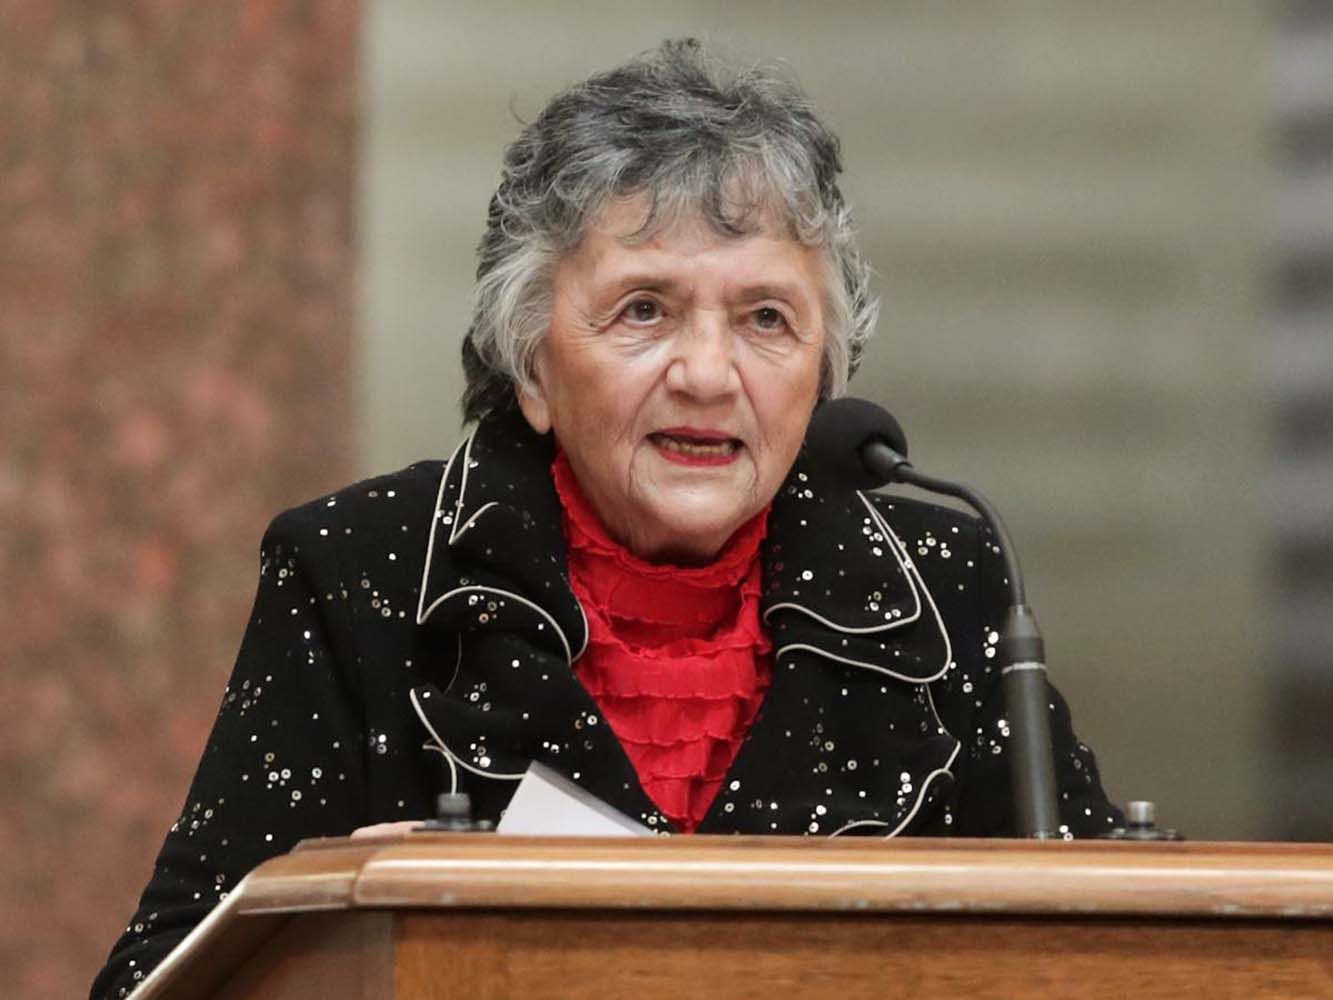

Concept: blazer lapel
[[417, 408, 587, 661], [759, 450, 951, 680], [411, 415, 960, 837], [694, 450, 960, 836], [411, 410, 669, 827]]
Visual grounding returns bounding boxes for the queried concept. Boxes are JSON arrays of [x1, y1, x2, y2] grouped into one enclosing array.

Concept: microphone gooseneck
[[875, 453, 1027, 608], [805, 397, 1060, 839]]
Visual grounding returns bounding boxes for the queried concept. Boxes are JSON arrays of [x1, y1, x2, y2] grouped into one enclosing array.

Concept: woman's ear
[[517, 382, 551, 435]]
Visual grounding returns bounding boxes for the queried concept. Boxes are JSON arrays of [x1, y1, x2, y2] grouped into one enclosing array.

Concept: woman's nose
[[665, 312, 738, 400]]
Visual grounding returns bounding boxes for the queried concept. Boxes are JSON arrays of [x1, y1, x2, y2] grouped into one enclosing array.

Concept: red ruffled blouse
[[553, 453, 772, 832]]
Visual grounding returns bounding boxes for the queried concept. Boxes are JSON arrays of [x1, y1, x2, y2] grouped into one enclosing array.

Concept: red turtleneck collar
[[553, 451, 772, 832]]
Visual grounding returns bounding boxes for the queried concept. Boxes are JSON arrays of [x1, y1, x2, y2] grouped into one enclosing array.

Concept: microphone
[[803, 396, 912, 491], [805, 397, 1060, 839]]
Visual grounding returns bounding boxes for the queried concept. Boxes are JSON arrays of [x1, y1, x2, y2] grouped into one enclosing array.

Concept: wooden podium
[[135, 834, 1333, 999]]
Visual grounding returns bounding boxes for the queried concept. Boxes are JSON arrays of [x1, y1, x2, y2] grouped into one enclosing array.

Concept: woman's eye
[[622, 298, 662, 324], [751, 306, 787, 331]]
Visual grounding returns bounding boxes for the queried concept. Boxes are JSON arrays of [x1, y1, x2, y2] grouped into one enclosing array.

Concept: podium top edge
[[222, 834, 1333, 923]]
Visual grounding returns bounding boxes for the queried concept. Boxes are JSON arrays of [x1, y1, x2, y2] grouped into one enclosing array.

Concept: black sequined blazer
[[92, 407, 1120, 999]]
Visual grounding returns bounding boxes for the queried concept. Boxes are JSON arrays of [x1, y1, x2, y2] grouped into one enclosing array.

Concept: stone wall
[[0, 3, 359, 996]]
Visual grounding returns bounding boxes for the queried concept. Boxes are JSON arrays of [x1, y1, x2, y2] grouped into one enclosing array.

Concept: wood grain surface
[[395, 909, 1333, 1000], [134, 834, 1333, 999], [313, 833, 1333, 919], [216, 913, 392, 1000]]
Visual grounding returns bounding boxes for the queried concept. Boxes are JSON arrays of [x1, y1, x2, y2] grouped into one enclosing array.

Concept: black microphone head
[[804, 397, 910, 490]]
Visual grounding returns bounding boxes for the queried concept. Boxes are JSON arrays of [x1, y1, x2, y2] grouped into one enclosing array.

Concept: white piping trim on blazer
[[572, 596, 590, 661], [826, 740, 962, 839], [444, 430, 589, 659], [763, 491, 922, 635], [922, 678, 957, 747], [768, 492, 961, 838], [778, 646, 958, 758], [419, 584, 576, 665], [447, 430, 494, 546], [450, 502, 498, 545], [422, 742, 457, 794], [865, 496, 954, 679], [445, 631, 462, 691], [415, 428, 589, 661], [409, 687, 526, 783], [412, 633, 466, 793], [772, 644, 945, 685], [415, 430, 472, 625], [875, 503, 959, 742], [768, 492, 953, 684]]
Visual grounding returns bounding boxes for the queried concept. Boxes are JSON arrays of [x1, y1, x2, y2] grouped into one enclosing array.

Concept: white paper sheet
[[496, 762, 653, 837]]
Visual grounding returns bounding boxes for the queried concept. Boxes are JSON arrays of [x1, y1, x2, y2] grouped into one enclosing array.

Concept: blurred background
[[2, 1, 1331, 996]]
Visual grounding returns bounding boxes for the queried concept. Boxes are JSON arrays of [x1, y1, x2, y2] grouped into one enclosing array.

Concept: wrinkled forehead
[[569, 193, 825, 292], [587, 177, 805, 250]]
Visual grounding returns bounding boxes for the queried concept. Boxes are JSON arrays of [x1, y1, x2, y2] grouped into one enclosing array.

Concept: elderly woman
[[92, 39, 1118, 999]]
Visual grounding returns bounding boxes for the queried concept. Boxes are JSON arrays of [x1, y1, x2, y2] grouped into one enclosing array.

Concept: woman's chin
[[630, 503, 753, 565]]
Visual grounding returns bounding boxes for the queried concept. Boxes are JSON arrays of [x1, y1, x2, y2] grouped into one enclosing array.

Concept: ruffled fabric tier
[[553, 451, 773, 832]]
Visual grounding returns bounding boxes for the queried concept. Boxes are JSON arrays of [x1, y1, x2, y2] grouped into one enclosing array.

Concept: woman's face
[[518, 197, 826, 564]]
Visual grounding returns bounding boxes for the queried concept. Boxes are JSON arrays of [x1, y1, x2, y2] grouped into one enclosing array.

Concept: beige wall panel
[[362, 1, 1270, 839]]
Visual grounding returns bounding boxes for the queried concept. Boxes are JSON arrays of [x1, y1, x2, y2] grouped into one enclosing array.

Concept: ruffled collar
[[552, 450, 769, 644], [552, 450, 773, 831]]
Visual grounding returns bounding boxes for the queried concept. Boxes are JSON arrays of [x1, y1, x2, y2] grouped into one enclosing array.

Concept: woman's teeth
[[653, 434, 738, 457]]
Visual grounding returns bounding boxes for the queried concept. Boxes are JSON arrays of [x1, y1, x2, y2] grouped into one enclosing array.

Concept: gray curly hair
[[461, 38, 878, 422]]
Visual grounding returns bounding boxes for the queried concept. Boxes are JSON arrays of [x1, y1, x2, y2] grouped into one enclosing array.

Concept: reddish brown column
[[0, 3, 360, 996]]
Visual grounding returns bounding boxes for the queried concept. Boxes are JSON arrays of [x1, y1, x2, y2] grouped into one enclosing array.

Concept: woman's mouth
[[649, 431, 741, 465]]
